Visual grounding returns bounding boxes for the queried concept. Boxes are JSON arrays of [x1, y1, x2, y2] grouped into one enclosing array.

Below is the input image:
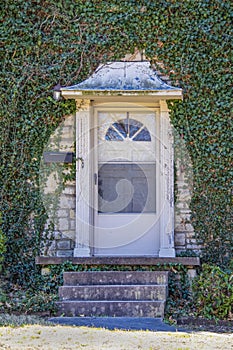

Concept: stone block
[[186, 232, 195, 239], [56, 250, 73, 257], [176, 201, 191, 211], [61, 126, 74, 139], [63, 115, 75, 127], [59, 285, 167, 301], [69, 209, 75, 219], [61, 231, 75, 241], [187, 269, 197, 280], [175, 233, 186, 246], [57, 209, 69, 218], [176, 209, 192, 216], [63, 271, 169, 286], [63, 186, 76, 195], [175, 222, 194, 233], [58, 218, 69, 231], [175, 249, 186, 255], [64, 180, 75, 187], [174, 223, 186, 232], [69, 220, 75, 230], [59, 196, 75, 209], [187, 238, 198, 245], [185, 224, 195, 232], [187, 244, 199, 250], [56, 240, 71, 250], [56, 300, 165, 317], [56, 140, 74, 149], [43, 172, 59, 194]]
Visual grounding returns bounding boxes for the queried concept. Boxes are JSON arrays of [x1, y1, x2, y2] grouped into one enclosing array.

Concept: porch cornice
[[61, 61, 182, 101]]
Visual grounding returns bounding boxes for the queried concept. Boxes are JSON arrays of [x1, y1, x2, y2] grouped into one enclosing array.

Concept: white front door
[[93, 108, 160, 256]]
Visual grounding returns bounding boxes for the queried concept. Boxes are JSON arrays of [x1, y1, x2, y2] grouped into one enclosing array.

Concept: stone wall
[[41, 114, 76, 257], [49, 181, 76, 257], [174, 159, 199, 254], [41, 113, 199, 257]]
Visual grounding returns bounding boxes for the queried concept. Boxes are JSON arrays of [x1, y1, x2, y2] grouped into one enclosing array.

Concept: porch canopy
[[58, 60, 183, 259], [61, 61, 182, 101]]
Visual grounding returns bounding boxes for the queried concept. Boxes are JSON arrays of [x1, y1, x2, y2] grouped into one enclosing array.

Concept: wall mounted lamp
[[53, 83, 62, 101]]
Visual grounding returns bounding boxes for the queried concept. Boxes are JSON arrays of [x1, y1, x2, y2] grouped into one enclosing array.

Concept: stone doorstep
[[35, 256, 200, 267], [56, 300, 166, 318], [59, 284, 168, 301], [57, 270, 169, 317], [63, 271, 169, 286]]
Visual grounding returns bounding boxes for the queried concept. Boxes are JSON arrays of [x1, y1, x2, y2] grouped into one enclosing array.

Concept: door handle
[[94, 173, 98, 185]]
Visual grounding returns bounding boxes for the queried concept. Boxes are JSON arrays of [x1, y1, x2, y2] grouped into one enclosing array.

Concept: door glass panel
[[105, 126, 124, 141], [114, 120, 128, 138], [105, 118, 151, 142], [98, 163, 156, 213], [133, 127, 151, 141]]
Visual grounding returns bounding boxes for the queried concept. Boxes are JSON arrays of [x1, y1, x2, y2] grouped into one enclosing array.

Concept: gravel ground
[[0, 325, 232, 350]]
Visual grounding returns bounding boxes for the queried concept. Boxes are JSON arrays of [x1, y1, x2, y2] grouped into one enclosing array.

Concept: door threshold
[[36, 256, 200, 266]]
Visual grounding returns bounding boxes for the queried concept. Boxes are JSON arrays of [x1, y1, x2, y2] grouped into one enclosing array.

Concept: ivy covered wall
[[1, 0, 232, 284]]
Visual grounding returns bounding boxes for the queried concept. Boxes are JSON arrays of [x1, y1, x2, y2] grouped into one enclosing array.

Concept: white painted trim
[[158, 100, 175, 257], [62, 90, 182, 100], [74, 100, 91, 256]]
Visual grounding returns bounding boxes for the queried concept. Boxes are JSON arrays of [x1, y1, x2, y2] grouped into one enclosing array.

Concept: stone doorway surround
[[60, 60, 182, 258]]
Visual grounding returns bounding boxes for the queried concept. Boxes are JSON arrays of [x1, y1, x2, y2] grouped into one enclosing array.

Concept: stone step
[[56, 300, 165, 317], [59, 284, 167, 301], [63, 271, 169, 286]]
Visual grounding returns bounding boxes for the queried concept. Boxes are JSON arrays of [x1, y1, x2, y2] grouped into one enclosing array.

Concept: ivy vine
[[0, 0, 232, 286]]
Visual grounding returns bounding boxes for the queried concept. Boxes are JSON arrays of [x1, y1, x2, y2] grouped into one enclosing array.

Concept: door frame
[[74, 100, 176, 257]]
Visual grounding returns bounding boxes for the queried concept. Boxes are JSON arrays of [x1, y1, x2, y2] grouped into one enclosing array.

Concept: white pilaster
[[74, 99, 91, 256], [159, 100, 175, 257]]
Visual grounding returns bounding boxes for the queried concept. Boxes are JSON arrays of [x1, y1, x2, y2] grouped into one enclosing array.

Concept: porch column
[[159, 100, 176, 257], [74, 99, 91, 257]]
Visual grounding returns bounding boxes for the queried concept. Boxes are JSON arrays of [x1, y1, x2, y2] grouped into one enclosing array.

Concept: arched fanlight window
[[105, 117, 151, 142]]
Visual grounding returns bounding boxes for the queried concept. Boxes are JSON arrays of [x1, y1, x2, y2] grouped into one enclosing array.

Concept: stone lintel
[[35, 256, 200, 266]]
